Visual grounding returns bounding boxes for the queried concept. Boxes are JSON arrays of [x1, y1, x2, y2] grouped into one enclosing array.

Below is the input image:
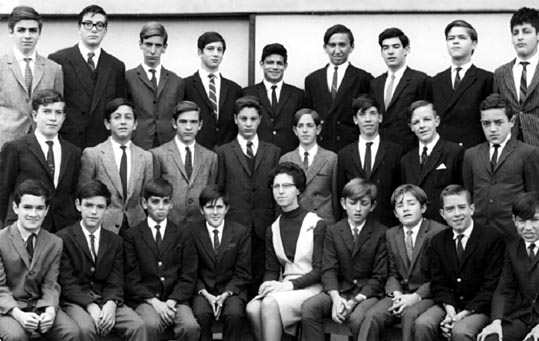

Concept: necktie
[[120, 145, 128, 199], [271, 85, 278, 114], [520, 61, 529, 106], [456, 234, 465, 263], [420, 146, 428, 169], [185, 146, 193, 179], [213, 229, 220, 253], [385, 73, 395, 109], [87, 52, 96, 72], [45, 141, 55, 178], [246, 141, 254, 158], [490, 144, 500, 172], [26, 233, 36, 261], [149, 69, 157, 89], [453, 67, 462, 90], [364, 142, 373, 179], [303, 151, 309, 170], [208, 74, 218, 118], [89, 233, 97, 261], [353, 227, 360, 242], [331, 66, 338, 99], [23, 57, 32, 95], [529, 243, 536, 263], [155, 224, 162, 249], [405, 229, 414, 264]]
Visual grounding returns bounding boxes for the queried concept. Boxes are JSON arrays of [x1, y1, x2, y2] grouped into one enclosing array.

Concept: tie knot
[[120, 145, 127, 151], [28, 233, 36, 240], [456, 234, 464, 241], [46, 140, 54, 147], [88, 52, 95, 58], [149, 68, 156, 75], [366, 142, 373, 147], [530, 243, 536, 251], [334, 66, 338, 71], [304, 151, 309, 157], [493, 144, 500, 150], [390, 73, 395, 79], [213, 229, 219, 235], [455, 67, 462, 72], [406, 229, 413, 236], [155, 224, 161, 230], [247, 141, 253, 147], [271, 85, 277, 90], [209, 73, 216, 80], [521, 61, 530, 68], [89, 233, 95, 241], [24, 57, 32, 63], [185, 146, 190, 153]]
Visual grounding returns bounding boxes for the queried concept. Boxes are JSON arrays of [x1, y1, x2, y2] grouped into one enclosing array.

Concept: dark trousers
[[192, 295, 245, 341]]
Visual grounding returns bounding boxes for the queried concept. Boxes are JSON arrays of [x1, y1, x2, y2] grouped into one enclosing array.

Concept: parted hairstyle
[[78, 5, 107, 25], [139, 21, 168, 45], [13, 179, 52, 207], [293, 108, 321, 126], [235, 96, 261, 116], [440, 184, 472, 207], [378, 27, 409, 48], [143, 178, 173, 200], [105, 98, 137, 121], [510, 7, 539, 32], [32, 89, 64, 112], [512, 192, 539, 220], [261, 43, 287, 63], [268, 162, 306, 194], [8, 6, 42, 32], [341, 178, 377, 202], [198, 31, 226, 52], [391, 184, 428, 208], [407, 100, 436, 123], [352, 94, 380, 114], [77, 179, 111, 206], [444, 19, 478, 42], [172, 100, 201, 121], [324, 24, 354, 46], [199, 184, 230, 208], [479, 93, 514, 120]]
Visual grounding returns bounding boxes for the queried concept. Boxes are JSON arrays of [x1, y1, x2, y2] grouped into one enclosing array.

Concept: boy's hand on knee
[[477, 319, 502, 341]]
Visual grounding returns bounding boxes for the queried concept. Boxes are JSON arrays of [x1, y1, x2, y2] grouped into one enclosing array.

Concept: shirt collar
[[387, 64, 407, 79], [359, 134, 380, 146], [175, 135, 196, 150], [348, 219, 366, 232], [299, 144, 318, 158], [78, 42, 101, 63], [80, 221, 102, 239], [199, 68, 220, 80], [13, 47, 37, 62], [452, 220, 474, 240], [263, 79, 284, 91], [403, 218, 423, 235], [110, 137, 131, 150], [34, 130, 60, 146], [206, 221, 225, 232], [517, 50, 539, 65], [490, 133, 512, 149], [330, 61, 350, 72], [237, 134, 259, 149], [452, 60, 472, 74], [16, 222, 40, 241], [141, 63, 162, 75], [147, 216, 167, 229], [525, 240, 539, 251], [420, 133, 440, 153]]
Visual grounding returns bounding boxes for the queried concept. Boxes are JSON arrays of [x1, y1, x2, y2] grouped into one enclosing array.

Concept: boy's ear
[[141, 197, 148, 210], [369, 200, 377, 212]]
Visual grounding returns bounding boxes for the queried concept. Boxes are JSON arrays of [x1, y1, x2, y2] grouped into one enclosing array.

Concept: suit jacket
[[49, 45, 127, 148], [57, 222, 124, 307], [431, 64, 493, 149], [463, 138, 539, 240], [0, 224, 62, 314], [385, 219, 446, 298], [280, 146, 339, 224], [152, 140, 217, 227], [189, 220, 251, 301], [216, 139, 280, 239], [78, 138, 154, 233], [0, 134, 80, 231], [124, 220, 198, 306], [0, 51, 63, 150], [243, 82, 304, 154], [305, 64, 373, 152], [322, 217, 387, 298], [337, 138, 403, 227], [401, 139, 464, 223], [494, 59, 539, 146], [184, 71, 242, 150], [126, 64, 185, 149], [370, 67, 430, 153]]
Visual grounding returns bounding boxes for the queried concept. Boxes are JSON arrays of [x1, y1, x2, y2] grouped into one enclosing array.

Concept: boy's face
[[260, 54, 287, 83], [78, 13, 107, 49], [512, 23, 539, 60], [13, 194, 48, 233], [200, 197, 229, 228], [104, 105, 137, 142], [480, 108, 514, 145], [32, 101, 66, 139], [409, 105, 440, 144], [172, 110, 201, 144], [143, 196, 172, 223], [341, 196, 376, 227], [293, 114, 320, 147], [11, 19, 40, 55], [235, 107, 260, 140], [272, 173, 300, 211], [440, 193, 474, 234], [199, 41, 224, 71], [76, 196, 108, 231], [140, 35, 166, 68], [394, 192, 426, 228], [446, 26, 476, 61], [353, 106, 381, 138], [381, 37, 409, 70], [514, 209, 539, 243], [324, 32, 354, 66]]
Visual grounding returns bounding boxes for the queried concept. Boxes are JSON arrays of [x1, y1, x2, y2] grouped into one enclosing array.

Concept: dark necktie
[[120, 145, 128, 199], [303, 151, 309, 170], [213, 229, 220, 253], [208, 74, 218, 118], [246, 141, 254, 158], [529, 243, 536, 263], [155, 224, 162, 249], [456, 234, 465, 263], [46, 141, 55, 178], [490, 144, 500, 172], [364, 142, 373, 179], [89, 233, 97, 262], [87, 52, 96, 72], [453, 67, 462, 90], [26, 233, 36, 261], [149, 69, 157, 89], [405, 229, 414, 264], [353, 227, 359, 242], [271, 85, 278, 114], [185, 146, 193, 179], [420, 146, 428, 169], [385, 73, 395, 109], [520, 61, 529, 106], [331, 66, 338, 99], [24, 57, 32, 95]]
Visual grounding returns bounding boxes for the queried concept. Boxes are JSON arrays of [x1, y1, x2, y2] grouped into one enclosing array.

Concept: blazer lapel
[[406, 149, 421, 184], [67, 45, 94, 99], [276, 84, 292, 117], [167, 142, 189, 181], [57, 137, 72, 186], [503, 60, 518, 103], [316, 66, 333, 111], [394, 227, 410, 272], [8, 224, 31, 268], [196, 224, 216, 263], [189, 144, 204, 184], [91, 50, 113, 114], [524, 62, 539, 104], [458, 226, 480, 271], [418, 140, 444, 184], [254, 141, 268, 173], [409, 220, 429, 272], [231, 140, 252, 176], [128, 146, 144, 200], [32, 55, 46, 94], [439, 68, 453, 109], [140, 224, 158, 257], [216, 224, 233, 265], [350, 143, 364, 176], [95, 231, 109, 267], [159, 222, 177, 257], [494, 137, 517, 173], [446, 65, 478, 112], [306, 150, 328, 185], [330, 66, 355, 113], [339, 221, 355, 254], [6, 52, 27, 92], [191, 72, 214, 110], [135, 64, 155, 93], [478, 143, 492, 175], [100, 140, 123, 195], [387, 68, 411, 110], [256, 83, 273, 116], [72, 225, 95, 264], [156, 67, 170, 99], [353, 219, 373, 258], [371, 140, 388, 177], [219, 77, 230, 111], [26, 136, 53, 183]]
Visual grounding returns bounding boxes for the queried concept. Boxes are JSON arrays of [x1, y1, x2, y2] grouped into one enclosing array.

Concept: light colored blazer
[[0, 223, 62, 314], [152, 140, 217, 226], [78, 138, 154, 233], [280, 146, 339, 224], [0, 51, 63, 150]]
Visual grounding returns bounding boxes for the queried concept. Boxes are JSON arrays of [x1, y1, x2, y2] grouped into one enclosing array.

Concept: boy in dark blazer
[[57, 180, 146, 341], [401, 100, 463, 223], [301, 178, 388, 341], [190, 184, 251, 341], [124, 178, 200, 341]]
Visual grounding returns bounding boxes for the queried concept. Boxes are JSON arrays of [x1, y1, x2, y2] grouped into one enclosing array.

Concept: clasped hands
[[11, 306, 56, 334]]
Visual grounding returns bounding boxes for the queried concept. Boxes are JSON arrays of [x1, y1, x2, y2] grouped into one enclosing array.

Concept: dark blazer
[[0, 134, 80, 231], [401, 139, 464, 223], [385, 219, 446, 298], [429, 223, 504, 314], [243, 82, 304, 155], [337, 138, 403, 227], [57, 222, 125, 307], [189, 220, 251, 302], [322, 217, 387, 298], [215, 139, 280, 239], [126, 65, 185, 149], [184, 71, 243, 150], [124, 220, 198, 306], [431, 64, 493, 149], [49, 45, 127, 148], [463, 138, 539, 239], [370, 67, 430, 152], [305, 64, 373, 152]]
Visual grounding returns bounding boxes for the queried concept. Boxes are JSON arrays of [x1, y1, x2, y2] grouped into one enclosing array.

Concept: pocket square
[[436, 163, 447, 170]]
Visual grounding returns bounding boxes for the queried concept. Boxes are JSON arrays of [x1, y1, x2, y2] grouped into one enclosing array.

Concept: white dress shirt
[[199, 68, 221, 115], [148, 217, 167, 241], [206, 221, 225, 249], [419, 133, 440, 159], [384, 65, 406, 103], [299, 144, 318, 168], [452, 221, 474, 250], [451, 61, 473, 87], [78, 42, 101, 66], [403, 220, 422, 248], [141, 63, 162, 87], [358, 135, 380, 168], [81, 223, 101, 258], [13, 47, 36, 81], [263, 79, 283, 104], [34, 131, 62, 187], [110, 138, 132, 184], [237, 134, 259, 156], [513, 52, 539, 102], [326, 62, 350, 93], [174, 136, 196, 167]]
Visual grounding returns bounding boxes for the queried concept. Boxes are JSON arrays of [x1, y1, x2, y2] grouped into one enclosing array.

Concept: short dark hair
[[479, 93, 514, 120], [139, 21, 168, 45], [8, 6, 42, 32], [13, 179, 51, 207], [261, 43, 287, 63], [352, 94, 380, 115], [293, 108, 321, 126], [445, 20, 478, 42], [440, 184, 472, 207], [77, 180, 111, 206], [407, 100, 436, 123], [199, 184, 229, 208], [197, 31, 226, 52], [235, 96, 261, 116], [378, 27, 409, 48], [324, 24, 354, 46], [32, 89, 64, 111], [105, 98, 136, 121], [513, 192, 539, 220], [391, 184, 428, 208], [342, 178, 377, 202], [172, 101, 200, 121], [269, 162, 306, 194], [510, 7, 539, 32], [78, 5, 107, 25], [143, 178, 173, 200]]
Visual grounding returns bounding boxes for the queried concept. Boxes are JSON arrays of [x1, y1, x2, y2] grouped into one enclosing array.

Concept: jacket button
[[353, 279, 358, 284], [158, 261, 163, 267], [456, 278, 461, 283], [160, 277, 165, 282], [187, 198, 193, 204], [156, 293, 160, 298], [459, 296, 464, 300], [90, 267, 95, 273]]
